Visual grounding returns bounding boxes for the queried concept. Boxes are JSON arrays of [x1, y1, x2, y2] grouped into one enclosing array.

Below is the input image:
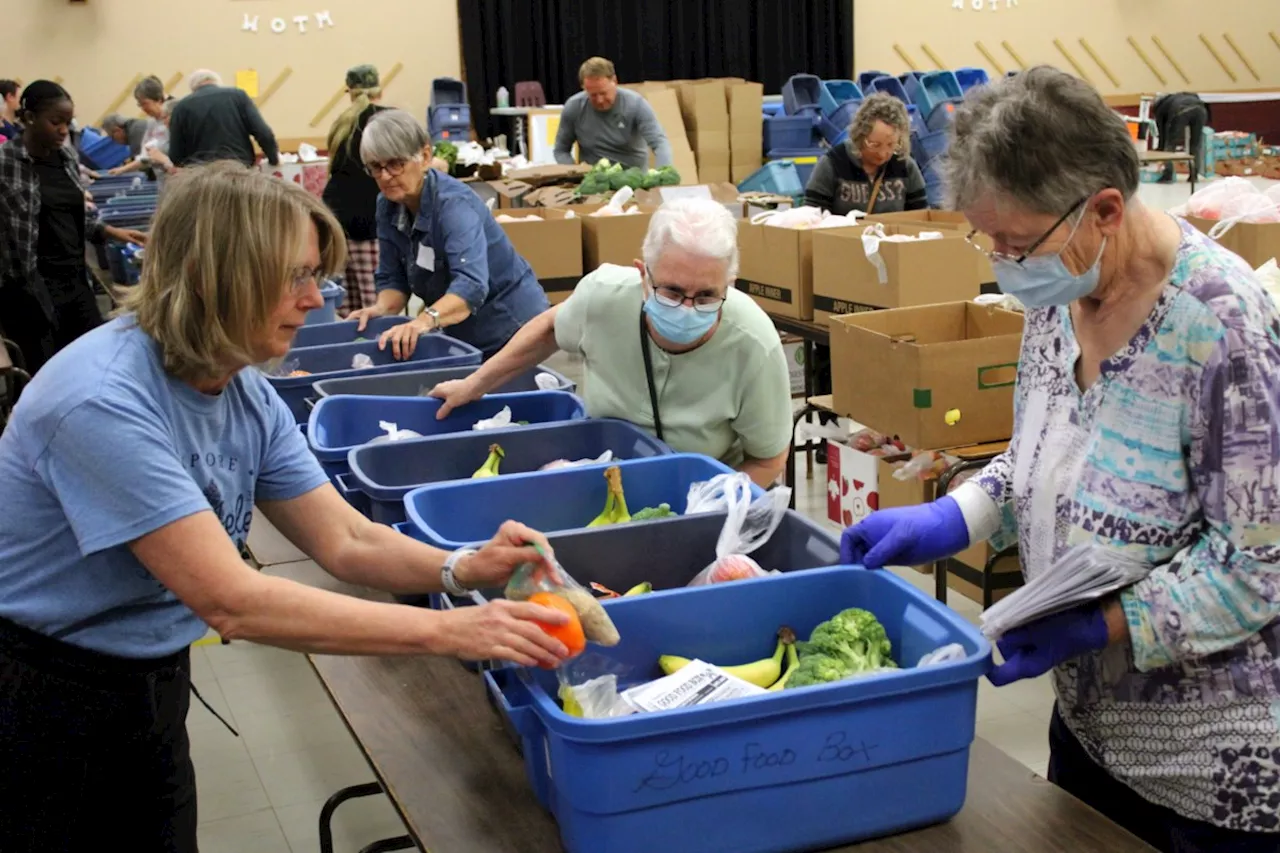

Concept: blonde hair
[[848, 92, 912, 160], [578, 56, 616, 84], [327, 86, 382, 172], [118, 162, 347, 382]]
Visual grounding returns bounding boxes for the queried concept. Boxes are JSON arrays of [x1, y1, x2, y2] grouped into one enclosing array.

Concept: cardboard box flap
[[522, 186, 581, 208], [504, 163, 589, 188]]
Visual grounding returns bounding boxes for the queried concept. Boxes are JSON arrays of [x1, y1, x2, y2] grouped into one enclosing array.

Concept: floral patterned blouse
[[958, 219, 1280, 830]]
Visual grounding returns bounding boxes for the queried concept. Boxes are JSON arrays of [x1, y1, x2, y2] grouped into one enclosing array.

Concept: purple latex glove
[[839, 497, 970, 569], [988, 606, 1110, 686]]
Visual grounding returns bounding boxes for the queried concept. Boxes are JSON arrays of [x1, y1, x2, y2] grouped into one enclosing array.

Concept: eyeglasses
[[964, 196, 1088, 266], [646, 267, 726, 314], [289, 268, 323, 295], [363, 158, 410, 178]]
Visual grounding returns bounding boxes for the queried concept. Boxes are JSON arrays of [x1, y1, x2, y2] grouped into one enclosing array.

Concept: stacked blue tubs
[[306, 390, 585, 485], [270, 334, 481, 423], [345, 418, 668, 525], [484, 566, 992, 853], [311, 361, 574, 402], [429, 77, 471, 141]]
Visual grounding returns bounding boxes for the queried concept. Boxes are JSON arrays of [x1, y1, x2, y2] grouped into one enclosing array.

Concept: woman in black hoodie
[[804, 92, 927, 216], [322, 64, 389, 316]]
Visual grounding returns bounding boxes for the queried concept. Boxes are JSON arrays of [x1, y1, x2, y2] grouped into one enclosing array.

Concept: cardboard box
[[727, 81, 764, 136], [693, 146, 731, 183], [639, 88, 700, 185], [569, 204, 656, 271], [486, 179, 533, 209], [675, 80, 729, 132], [946, 547, 1021, 604], [495, 209, 583, 305], [1184, 216, 1280, 270], [781, 334, 805, 396], [730, 130, 763, 182], [829, 302, 1024, 449], [864, 210, 995, 283], [811, 225, 984, 325], [737, 221, 862, 320], [504, 163, 589, 188], [633, 182, 745, 218], [825, 440, 929, 530]]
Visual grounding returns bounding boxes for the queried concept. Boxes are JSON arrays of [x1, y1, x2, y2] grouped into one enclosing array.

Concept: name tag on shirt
[[416, 244, 436, 271]]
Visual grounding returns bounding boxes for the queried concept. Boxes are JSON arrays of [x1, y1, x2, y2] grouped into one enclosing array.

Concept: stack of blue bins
[[78, 127, 130, 170], [428, 77, 471, 141], [98, 183, 160, 284]]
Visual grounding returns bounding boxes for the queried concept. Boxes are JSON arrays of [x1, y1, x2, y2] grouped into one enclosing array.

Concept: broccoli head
[[657, 165, 681, 186], [593, 157, 613, 173], [806, 608, 894, 671], [784, 653, 849, 689]]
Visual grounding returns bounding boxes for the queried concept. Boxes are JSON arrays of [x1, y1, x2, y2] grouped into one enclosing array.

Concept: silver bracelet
[[440, 548, 478, 597]]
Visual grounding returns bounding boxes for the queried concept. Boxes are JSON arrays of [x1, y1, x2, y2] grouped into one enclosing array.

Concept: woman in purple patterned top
[[839, 67, 1280, 851]]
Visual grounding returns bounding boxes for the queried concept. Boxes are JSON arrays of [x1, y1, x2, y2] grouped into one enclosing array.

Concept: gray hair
[[848, 92, 912, 159], [360, 109, 430, 164], [945, 65, 1139, 215], [161, 98, 179, 119], [641, 198, 739, 281], [133, 75, 165, 103], [101, 113, 129, 133], [188, 69, 222, 91]]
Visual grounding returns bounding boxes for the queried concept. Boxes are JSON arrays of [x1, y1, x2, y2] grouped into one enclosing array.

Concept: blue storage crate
[[923, 159, 947, 208], [484, 566, 991, 853], [105, 240, 145, 285], [924, 100, 961, 134], [857, 70, 890, 94], [781, 74, 824, 116], [868, 75, 910, 106], [736, 160, 804, 197], [312, 362, 574, 401], [912, 129, 950, 166], [762, 114, 817, 152], [821, 80, 862, 117], [79, 127, 130, 170], [304, 280, 345, 325], [291, 315, 411, 349], [761, 102, 784, 118], [765, 149, 823, 187], [268, 334, 481, 423], [954, 67, 990, 92], [404, 452, 757, 550], [343, 419, 669, 524], [431, 76, 467, 106]]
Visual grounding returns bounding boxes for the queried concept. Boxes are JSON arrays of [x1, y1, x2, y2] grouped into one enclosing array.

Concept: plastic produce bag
[[351, 353, 374, 370], [472, 406, 512, 431], [750, 205, 865, 231], [366, 420, 422, 444], [861, 223, 945, 285], [534, 372, 562, 391], [917, 643, 967, 667], [539, 450, 613, 471], [505, 553, 621, 649], [684, 473, 791, 585]]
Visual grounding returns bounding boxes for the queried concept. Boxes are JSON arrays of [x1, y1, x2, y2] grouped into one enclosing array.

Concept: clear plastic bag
[[505, 554, 621, 650], [366, 420, 423, 444], [472, 406, 513, 431], [684, 473, 791, 585], [351, 353, 374, 370]]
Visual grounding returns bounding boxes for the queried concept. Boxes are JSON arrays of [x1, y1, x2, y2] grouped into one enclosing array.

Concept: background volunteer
[[168, 69, 279, 168], [431, 198, 792, 488], [553, 55, 673, 170]]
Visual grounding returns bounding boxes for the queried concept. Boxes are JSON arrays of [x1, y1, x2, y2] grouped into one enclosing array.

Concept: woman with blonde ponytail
[[322, 64, 387, 315]]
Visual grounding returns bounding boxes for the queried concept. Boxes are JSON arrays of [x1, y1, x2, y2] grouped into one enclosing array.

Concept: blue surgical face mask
[[643, 293, 719, 345], [993, 212, 1107, 308]]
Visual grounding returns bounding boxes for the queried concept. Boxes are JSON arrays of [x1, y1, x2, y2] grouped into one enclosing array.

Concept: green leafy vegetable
[[432, 141, 458, 171], [783, 607, 897, 689], [631, 503, 674, 521]]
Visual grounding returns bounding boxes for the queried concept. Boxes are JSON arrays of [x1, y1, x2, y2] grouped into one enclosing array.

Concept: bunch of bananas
[[658, 627, 799, 691]]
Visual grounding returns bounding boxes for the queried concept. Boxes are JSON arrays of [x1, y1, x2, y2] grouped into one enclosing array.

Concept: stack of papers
[[980, 544, 1151, 640], [621, 660, 766, 713]]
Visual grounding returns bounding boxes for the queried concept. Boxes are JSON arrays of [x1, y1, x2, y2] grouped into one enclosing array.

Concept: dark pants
[[0, 272, 102, 375], [0, 615, 198, 852], [1157, 105, 1209, 182], [1049, 704, 1280, 852]]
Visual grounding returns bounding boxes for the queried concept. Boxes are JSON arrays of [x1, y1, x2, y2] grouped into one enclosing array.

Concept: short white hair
[[641, 198, 739, 281], [188, 69, 222, 91], [360, 109, 430, 163]]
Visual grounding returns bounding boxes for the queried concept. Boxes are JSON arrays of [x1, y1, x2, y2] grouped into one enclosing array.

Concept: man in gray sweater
[[554, 57, 672, 170]]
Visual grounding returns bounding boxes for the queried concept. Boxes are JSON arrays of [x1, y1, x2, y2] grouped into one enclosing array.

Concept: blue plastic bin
[[312, 362, 574, 402], [868, 75, 910, 105], [954, 67, 990, 92], [737, 160, 804, 197], [821, 80, 862, 117], [404, 452, 757, 550], [291, 315, 411, 348], [781, 74, 824, 116], [912, 129, 950, 166], [857, 70, 891, 94], [919, 72, 964, 115], [308, 390, 585, 484], [304, 281, 344, 325], [268, 334, 482, 423], [924, 99, 961, 133], [923, 159, 947, 208], [762, 114, 817, 152], [343, 419, 669, 524], [79, 127, 129, 170], [484, 566, 991, 853], [765, 150, 824, 187]]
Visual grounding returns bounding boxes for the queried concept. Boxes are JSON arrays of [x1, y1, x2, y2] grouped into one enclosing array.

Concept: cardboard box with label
[[737, 221, 861, 320], [825, 442, 932, 563], [811, 225, 984, 324], [566, 203, 656, 272], [494, 210, 583, 305], [829, 302, 1024, 449], [1183, 216, 1280, 270], [781, 334, 806, 396]]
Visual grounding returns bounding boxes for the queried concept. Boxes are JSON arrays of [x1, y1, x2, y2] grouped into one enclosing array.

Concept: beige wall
[[854, 0, 1280, 96], [5, 0, 462, 145]]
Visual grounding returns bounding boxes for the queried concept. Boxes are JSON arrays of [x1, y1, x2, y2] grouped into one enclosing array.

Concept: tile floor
[[195, 174, 1255, 850]]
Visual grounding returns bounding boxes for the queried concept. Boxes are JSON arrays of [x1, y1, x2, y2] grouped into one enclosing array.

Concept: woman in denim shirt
[[348, 109, 548, 358]]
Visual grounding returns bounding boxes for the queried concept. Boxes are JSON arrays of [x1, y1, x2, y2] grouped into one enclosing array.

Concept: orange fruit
[[527, 592, 587, 661]]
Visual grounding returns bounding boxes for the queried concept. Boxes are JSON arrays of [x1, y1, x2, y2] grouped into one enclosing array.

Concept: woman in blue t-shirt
[[0, 161, 573, 851]]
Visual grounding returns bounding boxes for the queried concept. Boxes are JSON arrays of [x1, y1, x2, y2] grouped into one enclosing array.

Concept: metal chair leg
[[357, 837, 415, 853], [319, 782, 385, 853]]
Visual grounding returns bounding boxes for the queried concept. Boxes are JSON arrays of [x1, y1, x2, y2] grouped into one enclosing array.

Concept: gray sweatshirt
[[554, 88, 673, 170]]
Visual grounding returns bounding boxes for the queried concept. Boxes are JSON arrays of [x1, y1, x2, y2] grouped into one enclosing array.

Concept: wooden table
[[307, 649, 1155, 853]]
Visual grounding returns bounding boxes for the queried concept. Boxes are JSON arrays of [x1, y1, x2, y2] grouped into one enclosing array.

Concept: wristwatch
[[440, 548, 479, 596], [421, 306, 441, 331]]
